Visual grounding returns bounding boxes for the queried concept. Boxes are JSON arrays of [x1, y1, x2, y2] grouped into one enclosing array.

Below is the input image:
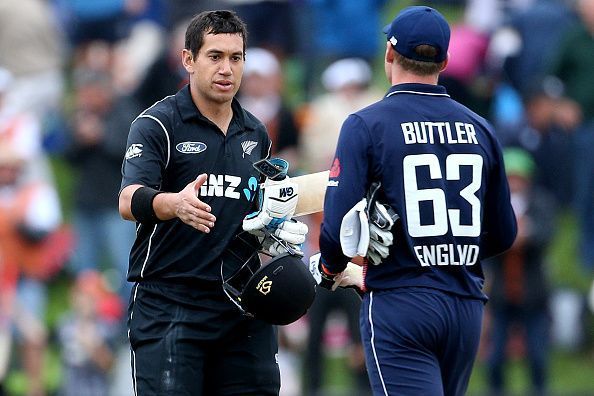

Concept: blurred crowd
[[0, 0, 592, 395]]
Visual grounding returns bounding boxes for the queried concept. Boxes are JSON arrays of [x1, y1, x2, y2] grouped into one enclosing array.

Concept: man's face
[[183, 33, 245, 105]]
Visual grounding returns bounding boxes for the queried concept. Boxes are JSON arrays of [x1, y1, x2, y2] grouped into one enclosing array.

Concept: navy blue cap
[[383, 6, 450, 63]]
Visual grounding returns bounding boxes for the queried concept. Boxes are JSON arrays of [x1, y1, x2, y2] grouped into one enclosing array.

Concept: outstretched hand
[[175, 174, 216, 233]]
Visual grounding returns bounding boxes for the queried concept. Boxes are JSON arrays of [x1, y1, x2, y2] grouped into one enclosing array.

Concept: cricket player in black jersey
[[313, 6, 518, 396], [118, 10, 308, 395]]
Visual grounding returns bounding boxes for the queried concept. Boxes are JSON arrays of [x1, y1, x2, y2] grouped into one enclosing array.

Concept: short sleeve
[[120, 114, 170, 191]]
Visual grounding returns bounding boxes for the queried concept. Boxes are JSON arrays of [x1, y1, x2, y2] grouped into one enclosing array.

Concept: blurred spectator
[[485, 147, 556, 396], [239, 47, 300, 170], [165, 0, 226, 29], [59, 0, 150, 70], [308, 0, 386, 63], [110, 0, 168, 95], [497, 76, 574, 206], [0, 68, 54, 183], [486, 1, 574, 130], [439, 21, 490, 116], [0, 140, 65, 396], [133, 18, 189, 110], [300, 58, 382, 173], [224, 0, 296, 59], [495, 0, 575, 95], [57, 270, 122, 396], [64, 69, 139, 298], [0, 0, 65, 122], [548, 0, 594, 271], [301, 0, 387, 97]]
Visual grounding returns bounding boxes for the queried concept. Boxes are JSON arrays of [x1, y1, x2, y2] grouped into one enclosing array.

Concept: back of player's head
[[384, 6, 450, 75], [185, 10, 248, 57]]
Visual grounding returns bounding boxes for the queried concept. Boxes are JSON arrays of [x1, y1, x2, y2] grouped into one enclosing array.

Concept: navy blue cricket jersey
[[120, 85, 271, 283], [319, 83, 517, 300]]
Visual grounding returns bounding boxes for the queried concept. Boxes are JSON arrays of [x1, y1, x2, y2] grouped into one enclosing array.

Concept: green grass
[[318, 349, 594, 395], [468, 350, 594, 395]]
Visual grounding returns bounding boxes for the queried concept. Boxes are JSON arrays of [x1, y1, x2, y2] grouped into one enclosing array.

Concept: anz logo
[[199, 174, 258, 201], [176, 141, 207, 154]]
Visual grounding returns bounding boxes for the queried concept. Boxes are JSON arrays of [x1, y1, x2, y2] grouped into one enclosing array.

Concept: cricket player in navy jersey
[[314, 6, 517, 396], [118, 10, 308, 395]]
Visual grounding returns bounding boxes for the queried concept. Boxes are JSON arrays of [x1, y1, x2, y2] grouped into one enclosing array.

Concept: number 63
[[403, 153, 483, 238]]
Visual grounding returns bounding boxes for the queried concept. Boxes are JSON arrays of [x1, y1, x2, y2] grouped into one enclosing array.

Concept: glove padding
[[367, 200, 399, 265], [340, 198, 370, 257], [243, 176, 299, 232], [257, 219, 308, 257], [308, 253, 363, 293]]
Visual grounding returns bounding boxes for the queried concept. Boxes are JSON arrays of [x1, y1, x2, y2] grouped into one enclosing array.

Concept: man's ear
[[440, 54, 449, 73], [385, 42, 395, 64], [181, 49, 194, 74]]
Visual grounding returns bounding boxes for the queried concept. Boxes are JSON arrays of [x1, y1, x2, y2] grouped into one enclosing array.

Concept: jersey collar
[[385, 83, 449, 98], [175, 84, 258, 131]]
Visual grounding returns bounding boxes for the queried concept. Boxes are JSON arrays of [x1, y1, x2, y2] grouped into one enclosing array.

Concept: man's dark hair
[[395, 45, 445, 76], [185, 10, 248, 57]]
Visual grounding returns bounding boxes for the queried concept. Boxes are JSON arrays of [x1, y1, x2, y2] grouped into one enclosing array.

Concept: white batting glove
[[258, 219, 308, 257], [243, 176, 299, 232]]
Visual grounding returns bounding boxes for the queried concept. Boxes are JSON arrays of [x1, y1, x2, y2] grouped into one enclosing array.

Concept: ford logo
[[176, 141, 207, 154]]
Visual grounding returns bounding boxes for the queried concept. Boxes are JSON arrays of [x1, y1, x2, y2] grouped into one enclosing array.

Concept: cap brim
[[382, 23, 391, 35]]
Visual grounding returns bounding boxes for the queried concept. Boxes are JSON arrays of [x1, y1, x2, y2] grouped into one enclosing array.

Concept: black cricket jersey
[[120, 85, 271, 283], [320, 83, 517, 300]]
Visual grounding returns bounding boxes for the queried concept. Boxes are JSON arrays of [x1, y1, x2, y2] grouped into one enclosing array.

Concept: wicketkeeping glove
[[340, 198, 370, 257], [367, 200, 399, 265]]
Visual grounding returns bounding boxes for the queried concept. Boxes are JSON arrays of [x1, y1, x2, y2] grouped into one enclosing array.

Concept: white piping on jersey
[[140, 224, 158, 278], [386, 90, 450, 98], [131, 94, 174, 168], [131, 349, 137, 395], [136, 114, 171, 168], [368, 291, 389, 396], [129, 283, 140, 395], [265, 139, 272, 159]]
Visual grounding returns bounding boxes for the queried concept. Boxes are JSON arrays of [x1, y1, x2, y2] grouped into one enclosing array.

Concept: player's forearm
[[319, 227, 350, 274], [152, 192, 179, 221], [119, 184, 177, 222]]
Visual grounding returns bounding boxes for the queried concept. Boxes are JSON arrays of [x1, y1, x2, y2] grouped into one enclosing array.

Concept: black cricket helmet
[[221, 232, 317, 325]]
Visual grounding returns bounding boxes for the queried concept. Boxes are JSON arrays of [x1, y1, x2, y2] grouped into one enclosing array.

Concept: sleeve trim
[[136, 114, 171, 169]]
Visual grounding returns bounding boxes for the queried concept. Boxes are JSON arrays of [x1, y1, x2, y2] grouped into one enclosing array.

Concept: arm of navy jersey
[[480, 138, 518, 258], [319, 115, 373, 274]]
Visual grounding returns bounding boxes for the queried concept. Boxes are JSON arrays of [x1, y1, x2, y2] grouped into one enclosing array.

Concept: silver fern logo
[[241, 140, 258, 158]]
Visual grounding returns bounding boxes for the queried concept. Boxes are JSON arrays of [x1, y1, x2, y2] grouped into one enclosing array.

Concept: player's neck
[[390, 69, 440, 86], [194, 96, 234, 134]]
